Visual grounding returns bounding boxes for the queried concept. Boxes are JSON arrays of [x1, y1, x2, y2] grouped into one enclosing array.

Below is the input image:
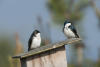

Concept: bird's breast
[[64, 28, 75, 38], [31, 37, 41, 48]]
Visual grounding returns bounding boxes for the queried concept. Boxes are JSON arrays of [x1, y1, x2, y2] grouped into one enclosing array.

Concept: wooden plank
[[23, 46, 67, 67], [26, 57, 33, 67], [49, 47, 67, 67], [40, 53, 53, 67], [13, 38, 81, 59], [32, 55, 42, 67]]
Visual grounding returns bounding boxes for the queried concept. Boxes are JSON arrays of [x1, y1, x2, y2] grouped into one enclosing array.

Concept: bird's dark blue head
[[64, 20, 71, 26], [34, 30, 40, 34], [33, 30, 40, 36]]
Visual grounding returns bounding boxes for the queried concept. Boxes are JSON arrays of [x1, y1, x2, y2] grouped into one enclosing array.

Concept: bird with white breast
[[28, 30, 41, 51], [63, 20, 79, 39]]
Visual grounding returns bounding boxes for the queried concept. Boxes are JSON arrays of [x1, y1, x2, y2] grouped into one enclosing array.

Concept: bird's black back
[[68, 24, 79, 38]]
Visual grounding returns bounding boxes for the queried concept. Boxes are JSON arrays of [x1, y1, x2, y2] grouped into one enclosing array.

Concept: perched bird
[[28, 30, 41, 51], [63, 20, 79, 39]]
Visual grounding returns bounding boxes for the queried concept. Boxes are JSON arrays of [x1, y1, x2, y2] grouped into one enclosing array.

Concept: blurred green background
[[0, 0, 100, 67]]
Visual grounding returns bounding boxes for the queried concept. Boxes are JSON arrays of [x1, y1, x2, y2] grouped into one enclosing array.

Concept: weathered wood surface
[[13, 38, 81, 59], [21, 47, 67, 67], [12, 38, 81, 67]]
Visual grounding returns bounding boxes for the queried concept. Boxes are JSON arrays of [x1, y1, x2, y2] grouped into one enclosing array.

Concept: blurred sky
[[0, 0, 100, 61], [0, 0, 51, 48]]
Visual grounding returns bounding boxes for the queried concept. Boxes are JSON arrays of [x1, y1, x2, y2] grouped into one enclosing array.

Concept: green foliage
[[0, 36, 14, 67], [47, 0, 89, 24]]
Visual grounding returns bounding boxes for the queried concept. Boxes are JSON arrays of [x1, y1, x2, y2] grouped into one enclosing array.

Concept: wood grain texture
[[13, 38, 81, 59], [49, 47, 67, 67], [13, 38, 81, 67], [22, 46, 67, 67], [26, 58, 33, 67]]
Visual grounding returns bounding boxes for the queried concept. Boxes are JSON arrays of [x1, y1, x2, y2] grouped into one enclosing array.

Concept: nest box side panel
[[24, 46, 67, 67]]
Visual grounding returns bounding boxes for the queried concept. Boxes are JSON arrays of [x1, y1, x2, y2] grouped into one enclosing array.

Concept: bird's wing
[[28, 33, 34, 51], [69, 25, 79, 38], [28, 37, 32, 51]]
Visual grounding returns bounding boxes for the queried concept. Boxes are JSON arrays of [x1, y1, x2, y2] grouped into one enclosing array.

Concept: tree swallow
[[28, 30, 41, 51], [63, 20, 79, 39]]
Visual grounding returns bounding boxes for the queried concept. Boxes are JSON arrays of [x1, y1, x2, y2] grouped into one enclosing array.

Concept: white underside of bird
[[64, 28, 75, 38], [31, 33, 41, 49]]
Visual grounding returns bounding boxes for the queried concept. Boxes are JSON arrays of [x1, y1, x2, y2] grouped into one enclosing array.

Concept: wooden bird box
[[12, 38, 81, 67]]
